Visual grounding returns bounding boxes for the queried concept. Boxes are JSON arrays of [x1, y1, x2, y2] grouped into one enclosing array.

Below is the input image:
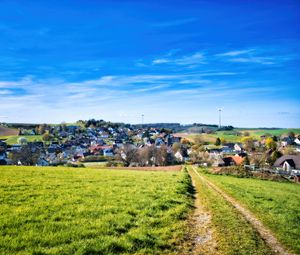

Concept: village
[[0, 120, 299, 182]]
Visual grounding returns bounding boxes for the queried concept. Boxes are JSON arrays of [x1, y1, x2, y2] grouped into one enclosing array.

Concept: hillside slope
[[0, 126, 18, 136]]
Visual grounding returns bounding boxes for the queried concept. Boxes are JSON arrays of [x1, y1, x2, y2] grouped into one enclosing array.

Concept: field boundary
[[98, 165, 183, 171], [191, 166, 294, 255]]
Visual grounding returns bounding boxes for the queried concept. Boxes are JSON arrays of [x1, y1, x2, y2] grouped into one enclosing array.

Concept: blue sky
[[0, 0, 299, 127]]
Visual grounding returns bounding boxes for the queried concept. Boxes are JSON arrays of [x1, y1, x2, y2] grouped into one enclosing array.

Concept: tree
[[220, 137, 226, 145], [243, 156, 250, 166], [194, 136, 204, 145], [268, 150, 282, 165], [17, 137, 28, 145], [117, 144, 138, 166], [38, 124, 49, 135], [181, 138, 191, 145], [288, 131, 295, 139], [241, 137, 254, 151], [42, 131, 52, 142], [172, 142, 181, 153], [10, 144, 41, 166], [282, 145, 298, 155], [265, 137, 277, 150], [215, 137, 221, 146]]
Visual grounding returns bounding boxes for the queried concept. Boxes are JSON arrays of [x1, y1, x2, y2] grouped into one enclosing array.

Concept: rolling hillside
[[0, 126, 18, 136]]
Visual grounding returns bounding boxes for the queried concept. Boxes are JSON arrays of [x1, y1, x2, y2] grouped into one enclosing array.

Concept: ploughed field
[[0, 166, 192, 255]]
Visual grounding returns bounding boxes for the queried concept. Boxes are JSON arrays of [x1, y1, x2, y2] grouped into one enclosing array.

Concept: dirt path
[[191, 166, 294, 255], [184, 168, 220, 255]]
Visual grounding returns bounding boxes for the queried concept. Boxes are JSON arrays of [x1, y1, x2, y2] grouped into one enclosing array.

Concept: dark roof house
[[274, 155, 300, 170]]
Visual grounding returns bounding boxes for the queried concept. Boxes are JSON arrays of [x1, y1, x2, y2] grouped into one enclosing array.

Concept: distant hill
[[0, 126, 18, 136]]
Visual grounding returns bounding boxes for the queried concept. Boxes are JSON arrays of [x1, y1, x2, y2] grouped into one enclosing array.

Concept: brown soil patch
[[0, 126, 18, 136]]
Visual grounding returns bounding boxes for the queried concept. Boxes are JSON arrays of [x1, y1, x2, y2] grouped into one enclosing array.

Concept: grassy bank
[[0, 166, 193, 255], [199, 170, 300, 254]]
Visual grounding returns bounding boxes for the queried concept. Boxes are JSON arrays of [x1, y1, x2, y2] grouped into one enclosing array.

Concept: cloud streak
[[216, 49, 254, 57], [152, 52, 205, 67]]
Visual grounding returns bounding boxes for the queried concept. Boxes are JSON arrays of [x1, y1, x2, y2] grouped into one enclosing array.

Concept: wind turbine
[[217, 108, 223, 129], [141, 114, 144, 126]]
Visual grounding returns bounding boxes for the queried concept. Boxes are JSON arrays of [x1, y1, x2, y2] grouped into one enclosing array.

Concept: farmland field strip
[[191, 166, 294, 255]]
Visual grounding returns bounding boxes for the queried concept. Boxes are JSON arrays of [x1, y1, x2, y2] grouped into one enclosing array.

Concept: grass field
[[187, 131, 241, 143], [185, 128, 300, 144], [243, 128, 300, 137], [0, 135, 43, 145], [0, 166, 193, 255], [188, 167, 274, 255], [199, 170, 300, 254]]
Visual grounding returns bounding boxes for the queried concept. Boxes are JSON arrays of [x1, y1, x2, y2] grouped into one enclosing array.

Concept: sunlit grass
[[200, 171, 300, 254], [188, 167, 273, 255], [0, 166, 193, 255]]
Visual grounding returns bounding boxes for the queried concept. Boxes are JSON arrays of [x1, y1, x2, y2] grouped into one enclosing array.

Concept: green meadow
[[200, 171, 300, 254], [186, 128, 300, 144], [0, 166, 192, 255], [0, 135, 43, 145]]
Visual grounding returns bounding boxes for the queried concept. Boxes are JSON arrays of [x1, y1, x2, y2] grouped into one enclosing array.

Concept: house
[[114, 139, 123, 147], [221, 146, 234, 154], [212, 156, 225, 167], [103, 148, 114, 157], [36, 158, 49, 166], [234, 143, 243, 152], [165, 135, 181, 146], [294, 138, 300, 146], [280, 136, 294, 146], [274, 155, 300, 174], [0, 151, 7, 165], [230, 155, 244, 165], [174, 151, 183, 162], [274, 155, 300, 182], [66, 125, 79, 134], [155, 137, 165, 146], [99, 131, 109, 139]]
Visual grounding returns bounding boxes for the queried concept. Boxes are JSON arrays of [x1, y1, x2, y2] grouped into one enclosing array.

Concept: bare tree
[[117, 144, 139, 166], [10, 144, 41, 166]]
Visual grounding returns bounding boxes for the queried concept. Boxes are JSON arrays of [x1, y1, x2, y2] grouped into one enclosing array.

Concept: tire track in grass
[[191, 166, 294, 255], [185, 168, 220, 255]]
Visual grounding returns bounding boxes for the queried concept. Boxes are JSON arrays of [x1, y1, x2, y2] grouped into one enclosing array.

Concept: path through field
[[190, 166, 294, 255], [186, 168, 220, 255]]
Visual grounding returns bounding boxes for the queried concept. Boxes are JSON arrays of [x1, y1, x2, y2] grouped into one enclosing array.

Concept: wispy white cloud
[[152, 58, 170, 64], [152, 52, 205, 67], [216, 49, 254, 57], [229, 57, 274, 64], [215, 48, 293, 65], [135, 84, 169, 92], [0, 89, 13, 95], [0, 72, 294, 127]]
